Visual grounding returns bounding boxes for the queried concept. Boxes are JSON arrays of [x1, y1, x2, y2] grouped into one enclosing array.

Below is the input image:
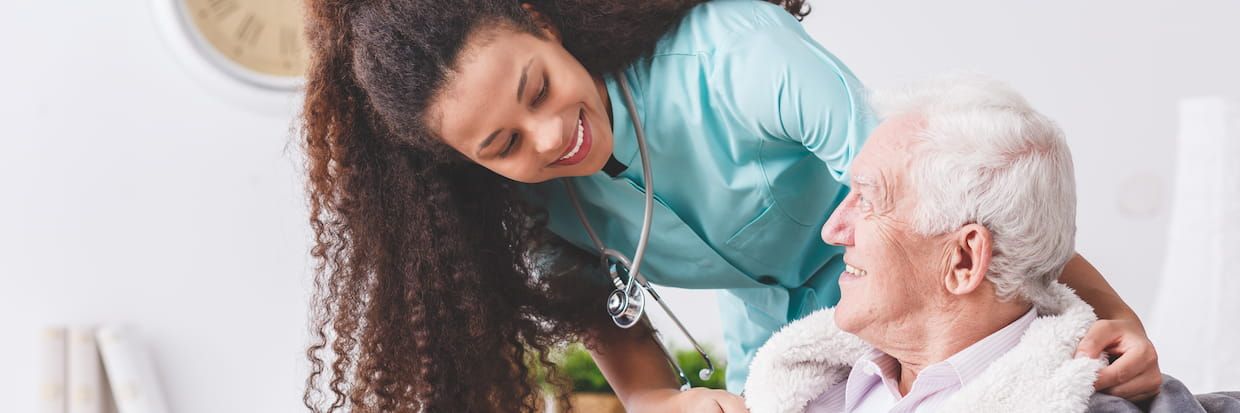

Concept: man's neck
[[878, 301, 1032, 396]]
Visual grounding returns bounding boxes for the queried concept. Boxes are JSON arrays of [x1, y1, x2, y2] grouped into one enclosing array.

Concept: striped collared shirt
[[806, 308, 1038, 413]]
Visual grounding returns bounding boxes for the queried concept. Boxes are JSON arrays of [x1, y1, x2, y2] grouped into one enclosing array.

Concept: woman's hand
[[627, 388, 749, 413], [1076, 318, 1163, 400], [1059, 254, 1162, 401]]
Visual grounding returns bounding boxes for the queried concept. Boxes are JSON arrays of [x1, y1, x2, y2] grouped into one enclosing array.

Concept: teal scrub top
[[525, 0, 876, 392]]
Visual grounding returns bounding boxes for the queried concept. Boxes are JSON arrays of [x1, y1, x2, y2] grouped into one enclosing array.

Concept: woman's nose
[[525, 115, 564, 156], [822, 197, 856, 246]]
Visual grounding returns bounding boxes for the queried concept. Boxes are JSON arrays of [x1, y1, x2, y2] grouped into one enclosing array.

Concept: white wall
[[1, 1, 310, 412], [2, 1, 1237, 412]]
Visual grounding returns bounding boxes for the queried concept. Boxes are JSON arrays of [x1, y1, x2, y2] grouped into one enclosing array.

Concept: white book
[[67, 327, 105, 413], [96, 326, 170, 413], [39, 327, 68, 413]]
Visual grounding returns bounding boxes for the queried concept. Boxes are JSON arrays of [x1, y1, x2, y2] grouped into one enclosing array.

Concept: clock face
[[182, 0, 308, 79]]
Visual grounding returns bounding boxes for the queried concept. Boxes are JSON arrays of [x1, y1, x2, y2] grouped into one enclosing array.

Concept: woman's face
[[429, 25, 614, 184]]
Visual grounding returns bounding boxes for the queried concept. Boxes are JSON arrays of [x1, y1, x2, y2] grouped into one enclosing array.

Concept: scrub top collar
[[602, 70, 647, 182], [602, 154, 629, 178]]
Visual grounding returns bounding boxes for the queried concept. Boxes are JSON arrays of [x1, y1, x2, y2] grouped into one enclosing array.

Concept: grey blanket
[[1089, 375, 1240, 413]]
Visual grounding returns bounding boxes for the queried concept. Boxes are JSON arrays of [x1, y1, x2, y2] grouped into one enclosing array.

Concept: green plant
[[551, 343, 728, 394], [560, 343, 613, 393], [676, 349, 727, 390]]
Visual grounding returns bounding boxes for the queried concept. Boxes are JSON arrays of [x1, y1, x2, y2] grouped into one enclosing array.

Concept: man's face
[[821, 114, 954, 339]]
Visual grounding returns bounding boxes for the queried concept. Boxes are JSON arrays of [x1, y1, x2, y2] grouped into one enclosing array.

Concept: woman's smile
[[551, 108, 592, 167]]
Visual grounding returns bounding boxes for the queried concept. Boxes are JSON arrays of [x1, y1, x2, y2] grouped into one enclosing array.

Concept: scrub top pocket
[[725, 201, 814, 279]]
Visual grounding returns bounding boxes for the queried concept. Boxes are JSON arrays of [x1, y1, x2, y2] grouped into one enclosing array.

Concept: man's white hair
[[870, 74, 1077, 310]]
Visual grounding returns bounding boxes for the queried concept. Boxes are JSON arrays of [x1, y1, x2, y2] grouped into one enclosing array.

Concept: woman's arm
[[1059, 253, 1163, 400], [591, 320, 748, 413], [1061, 254, 1141, 323]]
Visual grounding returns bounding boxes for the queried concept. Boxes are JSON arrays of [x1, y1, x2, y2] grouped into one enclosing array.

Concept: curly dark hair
[[300, 1, 810, 412]]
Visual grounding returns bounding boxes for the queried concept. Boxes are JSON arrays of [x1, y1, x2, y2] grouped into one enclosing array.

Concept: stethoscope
[[561, 74, 715, 390]]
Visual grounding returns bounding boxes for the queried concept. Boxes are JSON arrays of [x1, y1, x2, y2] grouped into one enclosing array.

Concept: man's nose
[[822, 196, 856, 246]]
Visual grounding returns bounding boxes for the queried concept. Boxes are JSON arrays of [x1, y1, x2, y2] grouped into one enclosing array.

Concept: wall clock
[[153, 0, 309, 111]]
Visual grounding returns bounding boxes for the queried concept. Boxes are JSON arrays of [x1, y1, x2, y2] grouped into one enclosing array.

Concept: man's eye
[[499, 133, 519, 157], [857, 193, 873, 212]]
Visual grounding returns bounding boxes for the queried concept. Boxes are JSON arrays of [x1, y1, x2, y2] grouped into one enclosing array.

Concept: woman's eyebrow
[[476, 129, 503, 157], [475, 58, 536, 158], [516, 57, 534, 102]]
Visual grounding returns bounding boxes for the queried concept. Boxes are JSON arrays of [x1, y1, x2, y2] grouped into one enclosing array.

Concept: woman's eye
[[499, 133, 519, 157], [533, 75, 549, 106]]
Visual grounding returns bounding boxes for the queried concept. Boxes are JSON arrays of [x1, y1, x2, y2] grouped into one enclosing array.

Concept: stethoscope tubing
[[560, 74, 715, 389]]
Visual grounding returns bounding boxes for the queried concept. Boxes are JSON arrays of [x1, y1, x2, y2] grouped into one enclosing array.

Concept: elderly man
[[743, 75, 1240, 413]]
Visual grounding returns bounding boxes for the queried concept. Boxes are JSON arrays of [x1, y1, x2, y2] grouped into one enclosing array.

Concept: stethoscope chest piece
[[605, 259, 646, 328]]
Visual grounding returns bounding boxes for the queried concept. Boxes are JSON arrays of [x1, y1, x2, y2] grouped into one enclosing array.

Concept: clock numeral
[[206, 0, 238, 19], [235, 13, 264, 46], [279, 27, 300, 57]]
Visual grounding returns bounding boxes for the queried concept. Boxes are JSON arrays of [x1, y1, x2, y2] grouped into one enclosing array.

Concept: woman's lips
[[551, 109, 592, 167]]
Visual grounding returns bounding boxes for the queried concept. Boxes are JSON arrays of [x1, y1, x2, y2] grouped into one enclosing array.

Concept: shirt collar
[[945, 307, 1038, 384], [842, 307, 1039, 408], [844, 348, 901, 409]]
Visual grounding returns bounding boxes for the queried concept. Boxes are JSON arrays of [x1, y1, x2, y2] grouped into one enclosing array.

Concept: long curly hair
[[300, 1, 809, 412]]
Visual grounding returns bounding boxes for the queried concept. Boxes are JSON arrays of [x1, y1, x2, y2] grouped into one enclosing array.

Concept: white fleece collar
[[744, 283, 1107, 413]]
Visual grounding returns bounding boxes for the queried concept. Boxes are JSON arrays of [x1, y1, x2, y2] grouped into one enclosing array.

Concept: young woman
[[300, 0, 1161, 411]]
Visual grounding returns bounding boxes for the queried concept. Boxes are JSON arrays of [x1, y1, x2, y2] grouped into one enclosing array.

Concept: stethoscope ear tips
[[698, 369, 714, 381]]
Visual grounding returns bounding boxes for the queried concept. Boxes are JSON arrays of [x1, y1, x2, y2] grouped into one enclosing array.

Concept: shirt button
[[758, 275, 779, 285]]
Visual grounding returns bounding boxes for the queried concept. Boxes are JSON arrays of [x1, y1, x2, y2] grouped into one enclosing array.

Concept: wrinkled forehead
[[852, 113, 923, 180]]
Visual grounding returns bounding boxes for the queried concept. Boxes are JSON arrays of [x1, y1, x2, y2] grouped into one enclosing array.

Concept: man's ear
[[944, 223, 992, 296], [521, 3, 562, 43]]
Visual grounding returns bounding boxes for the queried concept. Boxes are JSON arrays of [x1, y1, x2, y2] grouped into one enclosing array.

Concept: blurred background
[[2, 0, 1236, 412]]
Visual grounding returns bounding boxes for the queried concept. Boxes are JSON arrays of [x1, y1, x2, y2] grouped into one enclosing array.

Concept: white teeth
[[845, 264, 867, 277], [558, 117, 585, 161]]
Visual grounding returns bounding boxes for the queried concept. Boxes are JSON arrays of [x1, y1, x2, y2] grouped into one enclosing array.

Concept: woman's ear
[[943, 223, 992, 296], [520, 3, 562, 43]]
